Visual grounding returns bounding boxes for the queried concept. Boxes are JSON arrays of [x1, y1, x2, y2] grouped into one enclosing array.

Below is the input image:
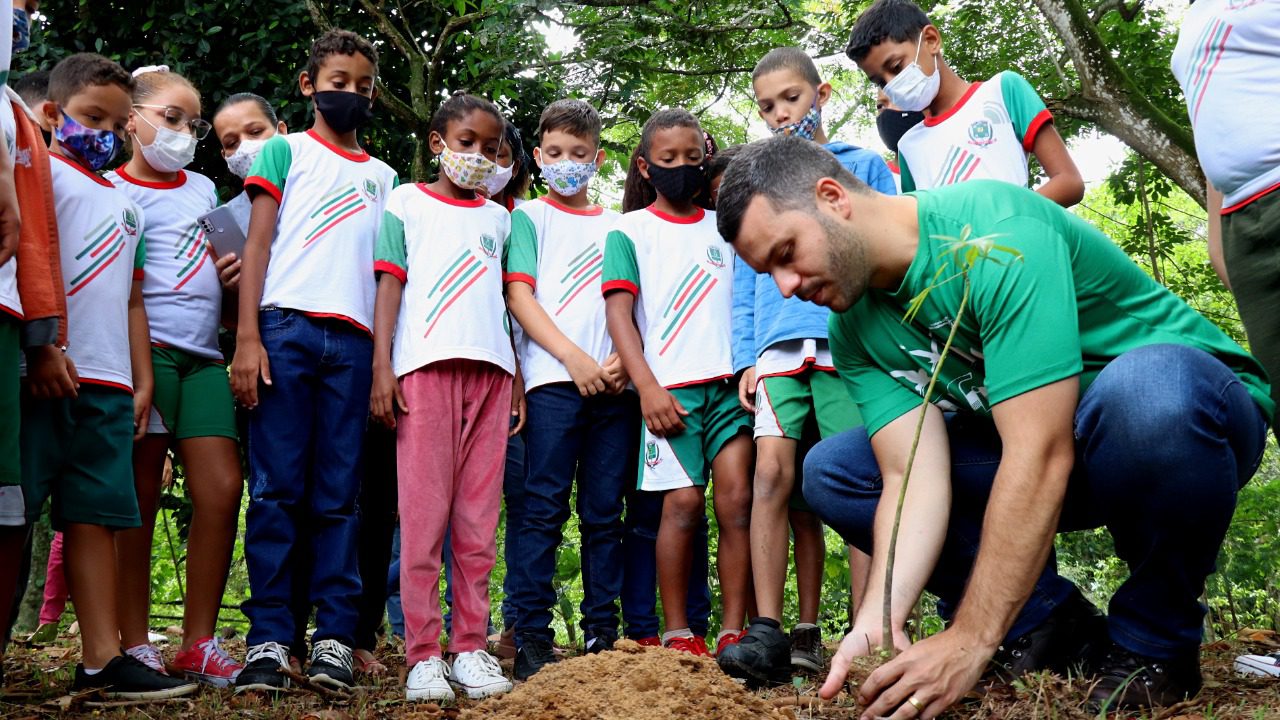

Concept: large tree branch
[[356, 0, 424, 62]]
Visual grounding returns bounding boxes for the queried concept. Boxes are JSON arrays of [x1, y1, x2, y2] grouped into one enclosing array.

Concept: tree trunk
[[1034, 0, 1207, 208]]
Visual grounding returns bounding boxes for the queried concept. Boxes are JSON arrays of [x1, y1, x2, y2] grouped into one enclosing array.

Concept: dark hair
[[716, 136, 870, 245], [537, 98, 601, 145], [214, 92, 278, 125], [132, 68, 199, 104], [706, 143, 745, 185], [428, 91, 503, 141], [306, 28, 379, 82], [48, 52, 133, 105], [752, 47, 822, 87], [495, 120, 531, 203], [621, 108, 702, 213], [845, 0, 932, 63], [13, 70, 50, 108]]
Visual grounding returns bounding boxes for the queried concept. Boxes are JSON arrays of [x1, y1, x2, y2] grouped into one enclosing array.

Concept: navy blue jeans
[[511, 384, 638, 643], [500, 429, 527, 630], [804, 344, 1268, 659], [244, 309, 372, 648], [621, 489, 713, 638]]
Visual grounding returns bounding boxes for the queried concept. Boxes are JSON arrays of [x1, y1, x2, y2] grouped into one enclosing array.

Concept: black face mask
[[313, 91, 374, 134], [646, 161, 705, 204], [876, 109, 925, 154]]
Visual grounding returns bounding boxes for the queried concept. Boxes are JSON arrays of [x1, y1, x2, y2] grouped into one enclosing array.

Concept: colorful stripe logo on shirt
[[555, 246, 604, 316], [423, 248, 488, 338], [1185, 17, 1233, 122], [172, 222, 210, 291], [657, 264, 717, 356], [303, 184, 368, 248], [69, 216, 126, 297], [934, 146, 982, 187]]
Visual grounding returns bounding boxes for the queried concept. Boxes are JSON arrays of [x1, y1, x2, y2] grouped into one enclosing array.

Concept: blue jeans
[[803, 344, 1268, 659], [386, 524, 403, 638], [243, 309, 372, 648], [621, 489, 712, 638], [511, 384, 638, 643]]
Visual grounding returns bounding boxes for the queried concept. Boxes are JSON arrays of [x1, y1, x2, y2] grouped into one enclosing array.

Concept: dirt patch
[[460, 639, 794, 720]]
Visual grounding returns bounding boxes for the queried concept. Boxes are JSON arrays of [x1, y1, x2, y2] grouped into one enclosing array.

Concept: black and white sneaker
[[789, 624, 825, 673], [717, 617, 792, 687], [306, 639, 354, 690], [514, 635, 559, 680], [234, 642, 292, 694], [72, 654, 199, 700]]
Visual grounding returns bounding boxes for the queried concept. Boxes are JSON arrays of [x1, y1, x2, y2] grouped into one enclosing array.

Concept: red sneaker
[[715, 630, 746, 657], [634, 636, 662, 647], [665, 635, 711, 657], [172, 636, 244, 688], [692, 636, 711, 657]]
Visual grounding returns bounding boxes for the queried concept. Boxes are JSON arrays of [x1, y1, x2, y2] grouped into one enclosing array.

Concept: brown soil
[[459, 639, 794, 720]]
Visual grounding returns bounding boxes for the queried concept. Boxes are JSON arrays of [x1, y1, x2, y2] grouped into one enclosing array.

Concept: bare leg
[[749, 436, 796, 621], [175, 436, 243, 651], [657, 487, 703, 632], [711, 434, 754, 631], [789, 508, 825, 625], [116, 435, 169, 649], [66, 522, 122, 668]]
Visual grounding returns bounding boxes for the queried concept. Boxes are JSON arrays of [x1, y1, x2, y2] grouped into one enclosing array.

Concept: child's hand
[[216, 252, 241, 291], [370, 362, 407, 428], [23, 345, 79, 399], [231, 338, 271, 409], [132, 384, 153, 440], [565, 349, 610, 397], [510, 371, 527, 436], [639, 384, 689, 436], [738, 366, 757, 414], [603, 353, 629, 394]]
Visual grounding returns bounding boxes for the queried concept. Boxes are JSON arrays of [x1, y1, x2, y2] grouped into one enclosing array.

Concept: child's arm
[[370, 272, 406, 428], [605, 291, 687, 435], [1029, 124, 1084, 208], [0, 156, 18, 268], [510, 364, 527, 435], [507, 282, 610, 396], [1206, 182, 1230, 289], [216, 251, 240, 332], [229, 192, 279, 408], [127, 278, 153, 440], [731, 254, 757, 413]]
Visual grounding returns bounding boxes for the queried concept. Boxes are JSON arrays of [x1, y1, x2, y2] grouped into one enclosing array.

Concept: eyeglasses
[[132, 104, 213, 140]]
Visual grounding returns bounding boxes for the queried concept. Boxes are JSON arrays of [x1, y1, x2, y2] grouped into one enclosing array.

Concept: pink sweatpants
[[397, 359, 512, 663], [39, 531, 67, 626]]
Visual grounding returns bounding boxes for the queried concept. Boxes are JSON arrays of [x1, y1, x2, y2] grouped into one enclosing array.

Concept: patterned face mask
[[56, 110, 120, 171], [540, 158, 598, 196], [439, 144, 500, 190], [770, 99, 822, 140]]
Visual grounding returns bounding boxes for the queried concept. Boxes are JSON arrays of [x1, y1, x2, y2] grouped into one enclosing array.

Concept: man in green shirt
[[715, 135, 1271, 716]]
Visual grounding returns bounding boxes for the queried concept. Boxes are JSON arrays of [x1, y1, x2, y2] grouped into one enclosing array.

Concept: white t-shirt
[[244, 130, 398, 332], [106, 168, 221, 359], [0, 28, 19, 321], [756, 338, 835, 379], [375, 184, 514, 378], [602, 206, 735, 388], [50, 154, 146, 391], [897, 71, 1053, 193], [1172, 0, 1280, 212], [504, 196, 619, 392]]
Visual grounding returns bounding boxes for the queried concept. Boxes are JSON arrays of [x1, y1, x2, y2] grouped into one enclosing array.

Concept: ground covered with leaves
[[1, 630, 1277, 719]]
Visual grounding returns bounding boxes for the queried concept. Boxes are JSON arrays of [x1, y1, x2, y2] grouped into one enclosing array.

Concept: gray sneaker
[[789, 624, 824, 673]]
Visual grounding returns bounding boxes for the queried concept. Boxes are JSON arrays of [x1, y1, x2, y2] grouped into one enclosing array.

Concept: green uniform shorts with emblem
[[147, 345, 237, 439], [638, 378, 752, 491], [21, 385, 141, 530], [0, 317, 23, 526]]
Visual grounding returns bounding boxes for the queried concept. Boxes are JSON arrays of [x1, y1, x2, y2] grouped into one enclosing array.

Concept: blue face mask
[[12, 8, 30, 53], [55, 111, 120, 171]]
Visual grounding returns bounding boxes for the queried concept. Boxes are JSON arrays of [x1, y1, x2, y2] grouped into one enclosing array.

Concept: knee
[[663, 492, 704, 530], [752, 454, 793, 505], [713, 487, 752, 531]]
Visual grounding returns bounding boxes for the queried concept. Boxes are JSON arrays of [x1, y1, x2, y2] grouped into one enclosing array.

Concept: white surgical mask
[[134, 111, 198, 173], [883, 31, 941, 113], [478, 161, 514, 197], [226, 137, 269, 180]]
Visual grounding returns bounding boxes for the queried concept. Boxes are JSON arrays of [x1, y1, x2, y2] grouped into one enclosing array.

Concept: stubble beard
[[819, 214, 870, 312]]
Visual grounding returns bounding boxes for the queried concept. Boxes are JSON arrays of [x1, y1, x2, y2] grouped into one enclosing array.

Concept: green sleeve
[[602, 229, 640, 295], [898, 157, 916, 193], [133, 234, 146, 270], [244, 134, 292, 201], [828, 306, 922, 436], [504, 208, 539, 286], [373, 207, 408, 283], [1000, 71, 1052, 151]]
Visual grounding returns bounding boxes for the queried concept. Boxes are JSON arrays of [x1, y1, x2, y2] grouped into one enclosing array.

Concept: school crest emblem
[[706, 246, 725, 268], [122, 208, 139, 237], [644, 440, 661, 468], [363, 178, 379, 201], [479, 234, 498, 258], [967, 120, 995, 147]]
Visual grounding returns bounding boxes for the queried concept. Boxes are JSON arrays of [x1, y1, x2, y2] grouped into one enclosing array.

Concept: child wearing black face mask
[[229, 28, 399, 694], [603, 109, 753, 659]]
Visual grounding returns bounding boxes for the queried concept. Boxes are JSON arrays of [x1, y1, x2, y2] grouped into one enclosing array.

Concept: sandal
[[354, 648, 388, 676]]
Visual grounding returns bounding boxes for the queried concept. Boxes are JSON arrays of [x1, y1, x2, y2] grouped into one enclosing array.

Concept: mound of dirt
[[460, 640, 795, 720]]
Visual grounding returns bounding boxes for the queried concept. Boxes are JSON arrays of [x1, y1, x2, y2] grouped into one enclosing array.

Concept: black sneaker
[[234, 642, 292, 694], [1087, 642, 1202, 712], [989, 587, 1106, 682], [585, 630, 617, 654], [72, 654, 199, 700], [306, 639, 354, 690], [514, 635, 559, 680], [789, 624, 824, 673], [717, 617, 792, 687]]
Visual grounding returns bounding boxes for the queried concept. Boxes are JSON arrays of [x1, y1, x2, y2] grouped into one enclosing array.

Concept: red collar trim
[[115, 165, 187, 189], [51, 152, 114, 187], [542, 195, 603, 216], [306, 129, 370, 162], [646, 205, 705, 224], [923, 81, 983, 127], [417, 183, 486, 207]]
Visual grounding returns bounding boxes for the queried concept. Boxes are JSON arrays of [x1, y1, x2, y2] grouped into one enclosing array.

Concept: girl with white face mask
[[104, 67, 246, 688], [212, 92, 289, 241]]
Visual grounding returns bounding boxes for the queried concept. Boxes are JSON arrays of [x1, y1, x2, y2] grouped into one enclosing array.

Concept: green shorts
[[638, 378, 752, 491], [754, 368, 861, 440], [147, 345, 237, 439], [21, 385, 141, 530], [0, 317, 22, 526], [1222, 188, 1280, 426]]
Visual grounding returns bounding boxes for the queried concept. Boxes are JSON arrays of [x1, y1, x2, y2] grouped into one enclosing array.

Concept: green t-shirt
[[830, 180, 1273, 436]]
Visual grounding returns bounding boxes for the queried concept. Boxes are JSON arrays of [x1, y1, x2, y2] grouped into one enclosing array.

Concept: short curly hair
[[306, 28, 379, 82]]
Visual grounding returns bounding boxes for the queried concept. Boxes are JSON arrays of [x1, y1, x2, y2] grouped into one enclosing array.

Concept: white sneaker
[[406, 657, 454, 702], [1235, 651, 1280, 678], [125, 643, 167, 674], [449, 649, 513, 699]]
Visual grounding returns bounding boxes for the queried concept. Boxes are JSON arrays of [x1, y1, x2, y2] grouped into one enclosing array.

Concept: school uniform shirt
[[1172, 0, 1280, 213], [602, 206, 735, 388], [48, 154, 146, 391], [106, 168, 221, 359], [504, 196, 619, 392], [374, 184, 514, 378], [244, 130, 398, 333], [0, 26, 19, 321], [897, 71, 1053, 193]]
